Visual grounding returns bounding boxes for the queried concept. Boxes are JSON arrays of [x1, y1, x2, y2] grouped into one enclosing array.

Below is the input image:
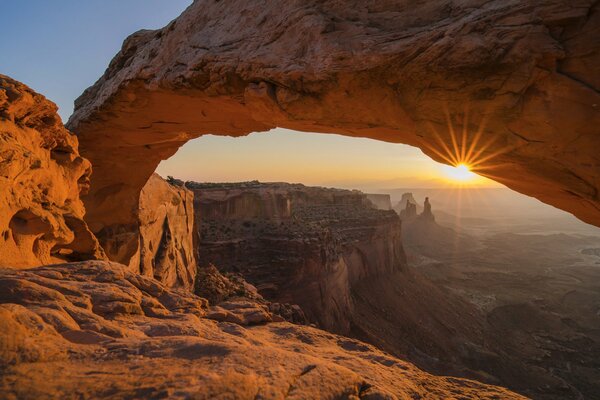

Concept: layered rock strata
[[0, 75, 104, 268], [0, 261, 525, 400], [191, 182, 405, 333], [67, 0, 600, 258]]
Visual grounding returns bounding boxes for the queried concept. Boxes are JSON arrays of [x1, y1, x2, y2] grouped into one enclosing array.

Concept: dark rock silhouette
[[420, 197, 435, 222], [399, 198, 418, 220]]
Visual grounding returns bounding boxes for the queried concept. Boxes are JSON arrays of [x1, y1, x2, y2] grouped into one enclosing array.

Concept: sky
[[0, 0, 192, 120], [0, 0, 497, 189]]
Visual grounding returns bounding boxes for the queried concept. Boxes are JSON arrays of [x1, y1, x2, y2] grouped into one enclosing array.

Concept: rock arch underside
[[68, 0, 599, 264]]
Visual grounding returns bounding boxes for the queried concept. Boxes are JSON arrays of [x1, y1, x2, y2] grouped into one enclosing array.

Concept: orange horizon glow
[[156, 128, 503, 190]]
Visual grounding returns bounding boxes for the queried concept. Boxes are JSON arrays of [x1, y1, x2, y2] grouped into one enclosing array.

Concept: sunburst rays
[[418, 104, 515, 186]]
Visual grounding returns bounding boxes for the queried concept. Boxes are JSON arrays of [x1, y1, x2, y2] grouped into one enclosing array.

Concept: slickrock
[[0, 75, 104, 268], [67, 0, 600, 254], [0, 261, 526, 400]]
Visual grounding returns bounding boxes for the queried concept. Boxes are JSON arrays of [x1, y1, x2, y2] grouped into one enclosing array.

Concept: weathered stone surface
[[138, 174, 196, 288], [67, 0, 600, 251], [0, 75, 104, 268], [196, 263, 309, 325], [0, 261, 525, 399], [97, 174, 196, 289]]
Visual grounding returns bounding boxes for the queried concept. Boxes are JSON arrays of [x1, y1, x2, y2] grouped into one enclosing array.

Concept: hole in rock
[[9, 209, 52, 236], [156, 128, 600, 237], [50, 145, 75, 164]]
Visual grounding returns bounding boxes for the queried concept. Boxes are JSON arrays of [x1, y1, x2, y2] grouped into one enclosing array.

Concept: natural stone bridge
[[67, 0, 600, 263]]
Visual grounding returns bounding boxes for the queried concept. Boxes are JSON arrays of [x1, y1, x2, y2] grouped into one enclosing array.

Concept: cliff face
[[366, 193, 392, 210], [67, 0, 600, 251], [138, 174, 196, 289], [99, 174, 196, 290], [192, 182, 555, 395], [190, 182, 405, 333], [0, 75, 104, 268]]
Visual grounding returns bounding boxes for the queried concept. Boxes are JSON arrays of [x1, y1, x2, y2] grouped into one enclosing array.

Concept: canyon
[[2, 0, 600, 398], [0, 75, 527, 399], [191, 183, 600, 399], [191, 181, 404, 333]]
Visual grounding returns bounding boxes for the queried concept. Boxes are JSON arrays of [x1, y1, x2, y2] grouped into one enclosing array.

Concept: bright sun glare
[[441, 163, 477, 182]]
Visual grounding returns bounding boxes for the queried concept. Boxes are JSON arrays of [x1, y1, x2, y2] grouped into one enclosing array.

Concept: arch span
[[67, 0, 600, 264]]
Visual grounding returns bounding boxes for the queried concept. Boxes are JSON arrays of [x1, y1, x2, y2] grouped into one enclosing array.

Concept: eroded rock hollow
[[67, 0, 600, 264], [0, 75, 104, 268]]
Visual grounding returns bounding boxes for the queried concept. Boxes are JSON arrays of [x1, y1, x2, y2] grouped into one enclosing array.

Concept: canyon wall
[[66, 0, 600, 261], [191, 182, 405, 333], [191, 182, 590, 398], [366, 193, 392, 210], [0, 75, 104, 268], [138, 174, 196, 289]]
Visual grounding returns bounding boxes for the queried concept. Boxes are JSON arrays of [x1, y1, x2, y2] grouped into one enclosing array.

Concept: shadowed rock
[[67, 1, 600, 264]]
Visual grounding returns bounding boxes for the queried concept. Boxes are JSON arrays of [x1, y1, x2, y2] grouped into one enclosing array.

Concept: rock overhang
[[66, 0, 600, 260]]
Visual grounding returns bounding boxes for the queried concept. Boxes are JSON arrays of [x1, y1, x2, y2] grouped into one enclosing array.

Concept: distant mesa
[[397, 192, 434, 222], [420, 197, 435, 222], [399, 198, 418, 220]]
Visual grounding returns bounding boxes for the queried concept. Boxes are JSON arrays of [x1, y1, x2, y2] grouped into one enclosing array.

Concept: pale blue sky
[[0, 0, 191, 120]]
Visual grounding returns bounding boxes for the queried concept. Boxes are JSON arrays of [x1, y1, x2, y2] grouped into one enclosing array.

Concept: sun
[[441, 163, 477, 182]]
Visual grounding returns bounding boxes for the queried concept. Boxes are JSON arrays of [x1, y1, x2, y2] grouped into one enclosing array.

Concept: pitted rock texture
[[0, 75, 104, 268], [0, 261, 525, 399], [68, 0, 600, 247]]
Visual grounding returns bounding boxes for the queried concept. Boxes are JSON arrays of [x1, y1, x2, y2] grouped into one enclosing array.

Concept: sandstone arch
[[67, 0, 600, 264]]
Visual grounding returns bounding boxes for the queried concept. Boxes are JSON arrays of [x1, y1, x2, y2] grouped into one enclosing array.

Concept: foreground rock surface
[[0, 261, 525, 399], [68, 0, 600, 250], [0, 75, 103, 268]]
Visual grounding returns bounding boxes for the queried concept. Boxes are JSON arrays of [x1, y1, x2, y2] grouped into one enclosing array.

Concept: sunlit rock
[[0, 75, 104, 267]]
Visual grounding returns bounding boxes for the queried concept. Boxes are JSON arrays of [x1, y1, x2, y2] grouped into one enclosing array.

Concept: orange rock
[[66, 1, 600, 259], [0, 261, 526, 399], [98, 173, 196, 290], [0, 75, 104, 268]]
